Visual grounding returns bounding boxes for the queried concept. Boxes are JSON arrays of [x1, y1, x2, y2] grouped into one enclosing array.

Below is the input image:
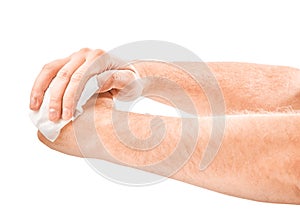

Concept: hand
[[30, 48, 137, 122]]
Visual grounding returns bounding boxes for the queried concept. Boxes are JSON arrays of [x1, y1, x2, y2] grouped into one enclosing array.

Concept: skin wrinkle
[[37, 61, 300, 204]]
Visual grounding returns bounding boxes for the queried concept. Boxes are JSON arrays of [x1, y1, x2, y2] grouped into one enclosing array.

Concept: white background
[[0, 0, 299, 222]]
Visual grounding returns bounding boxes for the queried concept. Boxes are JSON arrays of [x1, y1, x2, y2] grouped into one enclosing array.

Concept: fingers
[[31, 48, 137, 123], [48, 56, 86, 121], [49, 48, 104, 121], [61, 58, 101, 120], [30, 57, 70, 110], [59, 50, 106, 120]]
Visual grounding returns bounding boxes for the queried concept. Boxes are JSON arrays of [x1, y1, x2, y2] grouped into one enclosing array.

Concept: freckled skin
[[38, 60, 300, 204]]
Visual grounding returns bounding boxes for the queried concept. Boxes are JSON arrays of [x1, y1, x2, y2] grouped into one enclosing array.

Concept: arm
[[38, 93, 300, 204], [133, 61, 300, 114], [31, 49, 300, 204]]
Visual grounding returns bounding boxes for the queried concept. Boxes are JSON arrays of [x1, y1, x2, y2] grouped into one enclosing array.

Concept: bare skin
[[31, 49, 300, 204]]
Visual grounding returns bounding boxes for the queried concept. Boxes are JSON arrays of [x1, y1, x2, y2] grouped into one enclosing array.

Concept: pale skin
[[30, 48, 300, 204]]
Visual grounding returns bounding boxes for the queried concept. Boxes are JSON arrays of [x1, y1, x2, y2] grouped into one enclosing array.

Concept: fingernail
[[49, 109, 58, 121], [30, 97, 38, 109], [62, 109, 71, 120]]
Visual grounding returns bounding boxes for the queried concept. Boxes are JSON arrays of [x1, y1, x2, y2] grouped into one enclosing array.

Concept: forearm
[[134, 61, 300, 114], [39, 99, 300, 204], [180, 114, 300, 204], [100, 112, 300, 204]]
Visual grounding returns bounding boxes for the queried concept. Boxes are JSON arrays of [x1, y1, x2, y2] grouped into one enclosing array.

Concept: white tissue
[[29, 75, 99, 142]]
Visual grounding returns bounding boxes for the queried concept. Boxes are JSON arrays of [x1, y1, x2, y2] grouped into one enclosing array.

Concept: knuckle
[[49, 102, 60, 110], [63, 97, 74, 109], [86, 49, 105, 61], [112, 72, 120, 81], [42, 62, 55, 71], [63, 90, 78, 107], [49, 94, 61, 104], [79, 47, 91, 53], [71, 66, 88, 82], [124, 71, 135, 81], [92, 49, 105, 57], [42, 59, 63, 71], [57, 68, 70, 79], [31, 88, 42, 98], [63, 104, 72, 110], [71, 73, 84, 82], [71, 48, 91, 59]]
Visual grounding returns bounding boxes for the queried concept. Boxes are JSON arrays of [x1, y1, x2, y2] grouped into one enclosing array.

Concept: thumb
[[97, 70, 143, 101]]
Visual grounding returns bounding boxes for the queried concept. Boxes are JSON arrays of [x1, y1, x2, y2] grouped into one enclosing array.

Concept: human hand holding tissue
[[30, 48, 138, 122], [29, 48, 140, 141]]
